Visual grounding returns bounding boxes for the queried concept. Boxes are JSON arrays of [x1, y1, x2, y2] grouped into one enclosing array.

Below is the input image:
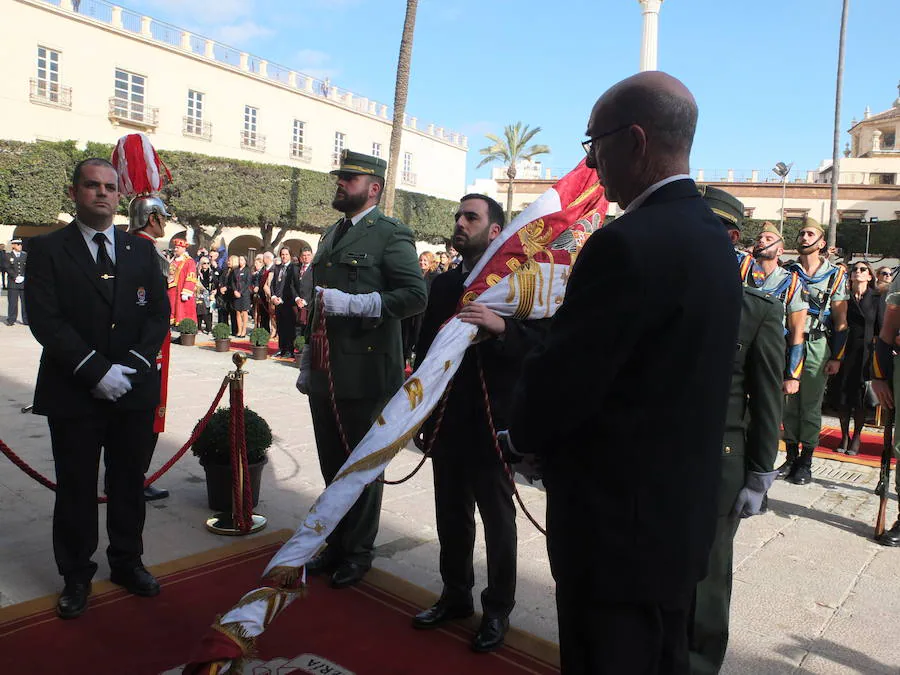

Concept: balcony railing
[[290, 143, 312, 162], [29, 78, 72, 109], [108, 96, 159, 128], [401, 171, 417, 186], [182, 116, 212, 140], [240, 131, 265, 152]]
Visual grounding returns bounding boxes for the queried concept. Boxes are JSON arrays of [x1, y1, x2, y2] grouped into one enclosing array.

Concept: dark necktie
[[333, 217, 352, 246], [93, 232, 115, 291]]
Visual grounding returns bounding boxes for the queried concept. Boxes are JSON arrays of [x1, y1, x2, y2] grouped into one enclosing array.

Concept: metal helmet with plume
[[110, 133, 173, 232]]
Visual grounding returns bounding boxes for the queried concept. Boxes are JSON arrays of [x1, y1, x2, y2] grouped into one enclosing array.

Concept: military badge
[[136, 286, 148, 306]]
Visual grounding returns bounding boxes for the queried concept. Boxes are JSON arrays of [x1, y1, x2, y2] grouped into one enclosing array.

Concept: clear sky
[[126, 0, 898, 186]]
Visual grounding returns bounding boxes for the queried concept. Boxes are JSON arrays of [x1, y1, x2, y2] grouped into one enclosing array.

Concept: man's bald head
[[585, 72, 698, 207]]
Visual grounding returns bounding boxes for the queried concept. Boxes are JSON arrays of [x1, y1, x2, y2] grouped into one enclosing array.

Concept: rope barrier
[[0, 376, 230, 503]]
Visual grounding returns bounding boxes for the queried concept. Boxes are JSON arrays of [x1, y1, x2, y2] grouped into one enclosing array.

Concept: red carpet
[[0, 531, 559, 675], [809, 426, 896, 468], [198, 339, 296, 361]]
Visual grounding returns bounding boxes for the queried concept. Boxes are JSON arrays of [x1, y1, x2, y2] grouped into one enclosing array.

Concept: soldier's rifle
[[875, 404, 894, 539]]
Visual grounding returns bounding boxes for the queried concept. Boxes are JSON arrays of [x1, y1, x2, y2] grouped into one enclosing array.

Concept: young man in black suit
[[25, 159, 170, 619], [502, 72, 743, 673], [410, 194, 549, 653]]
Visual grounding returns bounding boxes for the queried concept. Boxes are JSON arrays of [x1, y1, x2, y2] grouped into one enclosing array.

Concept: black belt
[[805, 329, 827, 341]]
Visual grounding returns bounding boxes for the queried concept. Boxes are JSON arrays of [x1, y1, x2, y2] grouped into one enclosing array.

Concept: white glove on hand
[[732, 469, 779, 518], [181, 292, 191, 302], [15, 275, 24, 284], [91, 364, 137, 402], [316, 287, 382, 318], [295, 345, 311, 395]]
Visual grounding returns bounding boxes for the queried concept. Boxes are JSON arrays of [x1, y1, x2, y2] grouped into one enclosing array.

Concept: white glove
[[316, 287, 382, 318], [181, 292, 191, 302], [91, 364, 137, 402], [732, 469, 779, 518], [15, 275, 24, 284], [295, 345, 311, 395]]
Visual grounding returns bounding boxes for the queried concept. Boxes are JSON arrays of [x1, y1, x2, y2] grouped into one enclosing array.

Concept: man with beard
[[297, 150, 426, 589], [781, 219, 849, 485], [751, 223, 809, 405], [410, 194, 549, 653]]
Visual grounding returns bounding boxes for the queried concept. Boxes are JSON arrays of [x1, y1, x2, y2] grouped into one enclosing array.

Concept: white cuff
[[129, 349, 151, 369], [73, 350, 97, 375]]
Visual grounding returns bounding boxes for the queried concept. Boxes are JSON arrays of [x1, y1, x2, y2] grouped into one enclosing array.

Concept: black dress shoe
[[330, 561, 370, 589], [57, 581, 91, 619], [305, 552, 339, 576], [110, 565, 160, 597], [879, 520, 900, 547], [472, 615, 510, 653], [143, 485, 170, 501], [412, 600, 474, 629]]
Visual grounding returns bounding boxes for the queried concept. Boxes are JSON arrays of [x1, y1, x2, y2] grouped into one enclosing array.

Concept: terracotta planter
[[251, 344, 268, 360], [180, 333, 196, 346], [202, 458, 267, 512], [214, 338, 231, 353]]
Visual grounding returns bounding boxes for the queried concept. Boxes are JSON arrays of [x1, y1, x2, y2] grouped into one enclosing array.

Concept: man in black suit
[[410, 194, 549, 653], [3, 237, 28, 325], [25, 158, 170, 619], [502, 72, 742, 674], [271, 246, 299, 357]]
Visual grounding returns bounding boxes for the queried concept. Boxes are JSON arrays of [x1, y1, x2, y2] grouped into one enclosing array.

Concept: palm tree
[[382, 0, 418, 217], [477, 123, 551, 221], [827, 0, 850, 250]]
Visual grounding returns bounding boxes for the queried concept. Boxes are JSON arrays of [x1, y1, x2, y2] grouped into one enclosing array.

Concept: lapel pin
[[126, 245, 131, 250]]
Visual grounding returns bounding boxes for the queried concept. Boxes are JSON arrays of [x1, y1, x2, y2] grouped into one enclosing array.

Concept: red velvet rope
[[476, 350, 547, 536], [0, 376, 230, 504]]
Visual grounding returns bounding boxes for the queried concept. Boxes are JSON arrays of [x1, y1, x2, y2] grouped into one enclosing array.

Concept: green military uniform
[[690, 189, 785, 674], [307, 151, 427, 569], [782, 235, 848, 480]]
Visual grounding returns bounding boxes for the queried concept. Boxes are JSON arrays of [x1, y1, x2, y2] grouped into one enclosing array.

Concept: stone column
[[60, 0, 74, 11], [180, 30, 192, 50], [259, 60, 268, 77], [204, 39, 215, 59], [240, 52, 250, 72], [696, 169, 704, 182], [638, 0, 664, 72], [751, 169, 759, 182], [110, 6, 123, 28], [140, 15, 152, 38], [288, 71, 297, 88]]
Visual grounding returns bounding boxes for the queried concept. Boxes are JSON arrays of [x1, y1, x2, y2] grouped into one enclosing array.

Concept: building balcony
[[108, 97, 159, 129], [29, 78, 72, 110], [401, 171, 417, 187], [182, 117, 212, 141], [290, 143, 312, 162], [240, 131, 265, 152]]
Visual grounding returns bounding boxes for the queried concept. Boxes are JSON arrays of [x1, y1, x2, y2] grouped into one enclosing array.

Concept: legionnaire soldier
[[296, 150, 427, 588], [123, 191, 174, 501], [751, 222, 809, 398], [781, 219, 849, 484], [3, 237, 28, 326], [168, 238, 198, 325], [871, 273, 900, 545], [689, 190, 785, 674]]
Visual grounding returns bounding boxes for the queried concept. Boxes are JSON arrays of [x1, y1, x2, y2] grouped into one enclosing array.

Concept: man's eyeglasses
[[581, 124, 633, 155]]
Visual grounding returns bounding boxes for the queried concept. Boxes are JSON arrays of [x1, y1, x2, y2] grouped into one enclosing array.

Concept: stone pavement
[[1, 321, 899, 674]]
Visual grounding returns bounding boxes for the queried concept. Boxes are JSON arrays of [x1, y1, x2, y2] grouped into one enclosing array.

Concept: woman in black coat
[[831, 261, 883, 455], [229, 255, 252, 337]]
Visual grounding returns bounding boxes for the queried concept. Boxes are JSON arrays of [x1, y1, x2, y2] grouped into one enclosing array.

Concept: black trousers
[[555, 580, 690, 675], [309, 395, 384, 566], [49, 409, 155, 583], [432, 446, 517, 617], [275, 303, 297, 354], [197, 309, 213, 333], [7, 288, 26, 324]]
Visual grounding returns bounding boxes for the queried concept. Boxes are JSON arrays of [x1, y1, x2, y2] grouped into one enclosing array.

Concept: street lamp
[[773, 161, 793, 234]]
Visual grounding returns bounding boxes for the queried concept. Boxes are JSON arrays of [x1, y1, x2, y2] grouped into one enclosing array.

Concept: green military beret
[[330, 149, 387, 179], [698, 185, 744, 230]]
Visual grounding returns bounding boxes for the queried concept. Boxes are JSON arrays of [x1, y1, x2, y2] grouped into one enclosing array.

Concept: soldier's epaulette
[[744, 286, 779, 305], [372, 212, 402, 227]]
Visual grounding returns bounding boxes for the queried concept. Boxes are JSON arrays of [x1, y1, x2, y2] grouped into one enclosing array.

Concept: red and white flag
[[183, 160, 608, 674]]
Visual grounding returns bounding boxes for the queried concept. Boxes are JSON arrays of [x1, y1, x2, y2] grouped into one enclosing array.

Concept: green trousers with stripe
[[783, 337, 830, 448]]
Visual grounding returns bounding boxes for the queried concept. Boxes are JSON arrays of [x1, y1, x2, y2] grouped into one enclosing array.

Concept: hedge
[[0, 139, 457, 246]]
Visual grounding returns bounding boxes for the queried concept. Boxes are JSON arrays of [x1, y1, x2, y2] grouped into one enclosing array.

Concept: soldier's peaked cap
[[330, 149, 387, 179], [698, 185, 743, 230], [10, 238, 22, 244]]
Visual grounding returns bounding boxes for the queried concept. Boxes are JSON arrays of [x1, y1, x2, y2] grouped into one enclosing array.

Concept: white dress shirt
[[76, 220, 117, 264], [622, 174, 692, 215]]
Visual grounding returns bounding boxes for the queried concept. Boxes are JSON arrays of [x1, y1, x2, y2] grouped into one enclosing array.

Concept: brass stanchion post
[[206, 352, 268, 535]]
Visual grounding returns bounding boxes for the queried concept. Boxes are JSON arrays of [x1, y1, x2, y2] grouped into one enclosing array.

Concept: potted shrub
[[248, 326, 271, 361], [293, 335, 306, 364], [212, 322, 231, 352], [191, 406, 273, 512], [176, 318, 198, 346]]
